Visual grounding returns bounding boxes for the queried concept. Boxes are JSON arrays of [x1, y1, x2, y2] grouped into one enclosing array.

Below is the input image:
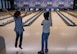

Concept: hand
[[3, 9, 8, 12], [3, 9, 13, 16]]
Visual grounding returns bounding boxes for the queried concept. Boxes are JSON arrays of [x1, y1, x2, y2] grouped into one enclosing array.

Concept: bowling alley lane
[[22, 11, 39, 23], [0, 11, 77, 54], [51, 11, 66, 27], [61, 11, 77, 24], [66, 10, 77, 16]]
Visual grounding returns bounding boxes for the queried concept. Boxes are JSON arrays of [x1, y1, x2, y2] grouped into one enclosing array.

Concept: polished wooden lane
[[0, 11, 77, 54], [61, 11, 77, 24]]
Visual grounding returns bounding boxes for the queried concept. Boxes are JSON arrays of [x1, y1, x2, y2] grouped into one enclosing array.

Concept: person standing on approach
[[38, 11, 51, 54], [3, 9, 27, 49]]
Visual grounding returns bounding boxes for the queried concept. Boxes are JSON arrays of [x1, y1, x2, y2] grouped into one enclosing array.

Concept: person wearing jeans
[[38, 11, 51, 54], [15, 31, 23, 49], [3, 9, 27, 49], [41, 33, 50, 52]]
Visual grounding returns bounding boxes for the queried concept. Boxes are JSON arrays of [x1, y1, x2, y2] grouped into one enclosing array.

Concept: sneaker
[[19, 46, 23, 49], [15, 45, 17, 48], [38, 51, 44, 54], [45, 49, 48, 53]]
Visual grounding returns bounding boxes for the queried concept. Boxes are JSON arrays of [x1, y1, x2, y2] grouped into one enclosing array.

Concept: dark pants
[[15, 31, 23, 47], [41, 32, 50, 51]]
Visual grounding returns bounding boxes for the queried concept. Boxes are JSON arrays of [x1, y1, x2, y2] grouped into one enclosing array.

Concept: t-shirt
[[41, 19, 51, 33], [14, 16, 24, 32]]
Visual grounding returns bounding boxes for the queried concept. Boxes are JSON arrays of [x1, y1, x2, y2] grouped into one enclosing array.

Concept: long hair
[[14, 11, 21, 18], [44, 11, 49, 20]]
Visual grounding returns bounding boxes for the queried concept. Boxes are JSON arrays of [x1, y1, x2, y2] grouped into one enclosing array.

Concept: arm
[[3, 9, 13, 17], [21, 11, 27, 18]]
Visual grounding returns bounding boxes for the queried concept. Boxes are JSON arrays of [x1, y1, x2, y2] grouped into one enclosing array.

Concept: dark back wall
[[0, 0, 77, 10], [0, 0, 14, 11], [74, 0, 77, 9]]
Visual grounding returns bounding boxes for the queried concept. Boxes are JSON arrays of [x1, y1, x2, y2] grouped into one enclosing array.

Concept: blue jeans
[[41, 32, 50, 51], [15, 31, 23, 47]]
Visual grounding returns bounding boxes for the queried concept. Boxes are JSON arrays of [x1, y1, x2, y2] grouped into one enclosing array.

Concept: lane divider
[[0, 11, 40, 27], [49, 11, 53, 26], [64, 11, 77, 18], [56, 11, 76, 26], [0, 12, 31, 21], [0, 15, 11, 20], [23, 11, 44, 26], [0, 12, 32, 26], [0, 19, 14, 26]]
